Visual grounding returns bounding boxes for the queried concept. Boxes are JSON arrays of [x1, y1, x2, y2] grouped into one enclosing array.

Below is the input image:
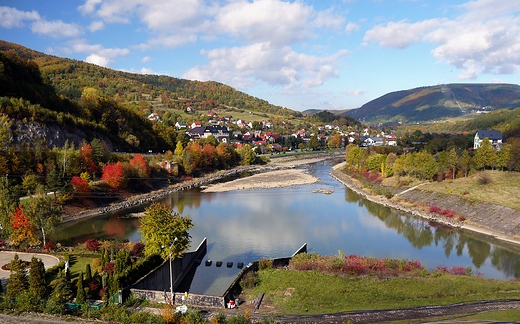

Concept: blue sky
[[1, 0, 520, 112]]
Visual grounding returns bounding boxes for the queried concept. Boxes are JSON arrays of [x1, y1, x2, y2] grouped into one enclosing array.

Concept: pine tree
[[85, 264, 92, 281], [6, 254, 29, 297], [29, 256, 47, 300], [51, 271, 74, 303], [76, 271, 87, 305]]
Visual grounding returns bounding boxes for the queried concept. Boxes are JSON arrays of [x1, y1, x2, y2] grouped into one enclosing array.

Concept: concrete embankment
[[330, 165, 520, 247]]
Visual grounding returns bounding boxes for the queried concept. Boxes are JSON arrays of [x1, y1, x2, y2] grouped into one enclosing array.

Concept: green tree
[[446, 148, 459, 179], [307, 134, 319, 150], [236, 144, 256, 165], [0, 175, 18, 236], [29, 256, 47, 300], [46, 169, 62, 198], [414, 151, 437, 180], [496, 144, 510, 171], [51, 271, 74, 303], [366, 154, 385, 172], [6, 254, 29, 297], [76, 272, 87, 305], [25, 185, 62, 247], [461, 150, 472, 177], [138, 203, 193, 260], [474, 138, 496, 170], [0, 114, 11, 151], [85, 264, 92, 281], [22, 173, 40, 195], [345, 145, 364, 170]]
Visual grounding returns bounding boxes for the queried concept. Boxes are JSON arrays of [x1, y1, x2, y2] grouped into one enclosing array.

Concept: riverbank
[[62, 151, 344, 223], [330, 163, 520, 248]]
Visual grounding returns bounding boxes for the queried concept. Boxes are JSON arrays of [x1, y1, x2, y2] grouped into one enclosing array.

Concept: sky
[[1, 0, 520, 112]]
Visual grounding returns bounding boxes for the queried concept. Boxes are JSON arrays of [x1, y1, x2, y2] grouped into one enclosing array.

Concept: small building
[[148, 113, 160, 121], [474, 130, 503, 150]]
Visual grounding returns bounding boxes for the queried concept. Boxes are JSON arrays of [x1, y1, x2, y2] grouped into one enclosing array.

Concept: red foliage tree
[[80, 144, 97, 175], [129, 154, 150, 178], [85, 238, 100, 252], [71, 176, 90, 195], [102, 162, 126, 190], [10, 206, 39, 246]]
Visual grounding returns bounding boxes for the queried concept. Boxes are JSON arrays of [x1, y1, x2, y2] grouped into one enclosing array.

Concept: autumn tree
[[138, 203, 193, 260], [10, 206, 40, 247], [79, 143, 97, 176], [25, 185, 62, 247], [0, 114, 12, 151], [174, 141, 184, 157], [508, 138, 520, 171], [71, 176, 90, 195], [102, 162, 126, 189], [215, 142, 236, 168], [6, 254, 29, 297], [328, 134, 342, 148], [130, 154, 150, 178]]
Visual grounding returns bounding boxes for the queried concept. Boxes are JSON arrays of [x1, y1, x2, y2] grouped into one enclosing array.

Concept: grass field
[[420, 170, 520, 210], [245, 269, 520, 315]]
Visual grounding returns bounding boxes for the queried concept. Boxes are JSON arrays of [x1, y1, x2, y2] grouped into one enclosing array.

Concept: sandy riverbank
[[330, 162, 520, 248], [202, 168, 319, 192]]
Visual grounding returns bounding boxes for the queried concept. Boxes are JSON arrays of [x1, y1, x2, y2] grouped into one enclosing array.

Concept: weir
[[129, 240, 307, 308]]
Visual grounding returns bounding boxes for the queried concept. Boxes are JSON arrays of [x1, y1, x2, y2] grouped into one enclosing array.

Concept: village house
[[175, 121, 187, 129], [474, 130, 503, 151], [147, 113, 160, 121]]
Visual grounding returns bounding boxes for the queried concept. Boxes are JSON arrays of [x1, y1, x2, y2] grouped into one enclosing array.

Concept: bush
[[429, 205, 442, 214], [130, 242, 145, 258], [477, 173, 491, 185], [86, 239, 100, 252], [258, 258, 273, 270], [240, 271, 259, 289]]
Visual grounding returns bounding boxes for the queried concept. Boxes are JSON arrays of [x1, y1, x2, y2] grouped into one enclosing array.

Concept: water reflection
[[54, 160, 520, 294]]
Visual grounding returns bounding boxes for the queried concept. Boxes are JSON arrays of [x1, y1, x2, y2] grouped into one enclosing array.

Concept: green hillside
[[0, 49, 177, 151], [0, 40, 302, 118], [342, 84, 520, 125]]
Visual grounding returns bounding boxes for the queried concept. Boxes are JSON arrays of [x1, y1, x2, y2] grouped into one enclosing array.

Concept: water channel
[[55, 159, 520, 296]]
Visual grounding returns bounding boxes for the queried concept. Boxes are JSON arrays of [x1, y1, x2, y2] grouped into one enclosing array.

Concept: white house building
[[474, 130, 503, 151]]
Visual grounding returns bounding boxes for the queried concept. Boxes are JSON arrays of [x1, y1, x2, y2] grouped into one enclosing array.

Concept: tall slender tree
[[29, 256, 47, 300], [6, 254, 29, 297]]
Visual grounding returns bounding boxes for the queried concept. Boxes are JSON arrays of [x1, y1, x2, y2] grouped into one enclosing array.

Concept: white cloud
[[0, 6, 39, 28], [183, 42, 349, 91], [314, 8, 345, 30], [88, 21, 105, 32], [364, 19, 441, 49], [77, 0, 103, 15], [363, 0, 520, 80], [85, 53, 112, 66], [342, 89, 366, 96], [62, 39, 130, 67], [31, 20, 82, 38], [212, 0, 315, 45], [141, 56, 153, 63], [345, 22, 360, 35]]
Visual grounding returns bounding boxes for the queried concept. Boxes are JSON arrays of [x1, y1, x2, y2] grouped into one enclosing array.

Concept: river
[[54, 159, 520, 296]]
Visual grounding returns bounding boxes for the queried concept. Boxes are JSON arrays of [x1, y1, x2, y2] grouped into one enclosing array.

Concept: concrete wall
[[132, 238, 207, 292]]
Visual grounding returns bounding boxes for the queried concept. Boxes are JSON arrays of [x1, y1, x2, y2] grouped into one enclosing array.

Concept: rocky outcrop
[[10, 118, 114, 149]]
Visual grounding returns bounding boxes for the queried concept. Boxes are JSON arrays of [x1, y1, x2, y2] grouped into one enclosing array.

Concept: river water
[[54, 159, 520, 296]]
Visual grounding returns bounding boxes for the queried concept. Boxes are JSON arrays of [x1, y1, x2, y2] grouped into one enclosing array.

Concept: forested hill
[[0, 40, 302, 118], [341, 84, 520, 125]]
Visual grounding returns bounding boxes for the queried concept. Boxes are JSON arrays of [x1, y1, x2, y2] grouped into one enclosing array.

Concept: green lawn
[[67, 254, 95, 281], [245, 269, 520, 315], [421, 170, 520, 210]]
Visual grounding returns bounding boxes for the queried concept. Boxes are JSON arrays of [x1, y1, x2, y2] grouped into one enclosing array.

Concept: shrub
[[458, 216, 466, 222], [477, 173, 491, 185], [86, 239, 100, 252], [258, 258, 273, 270], [43, 242, 54, 250], [92, 258, 103, 272], [240, 271, 259, 289], [102, 262, 115, 275], [462, 191, 470, 195], [429, 206, 442, 214], [130, 242, 145, 258]]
